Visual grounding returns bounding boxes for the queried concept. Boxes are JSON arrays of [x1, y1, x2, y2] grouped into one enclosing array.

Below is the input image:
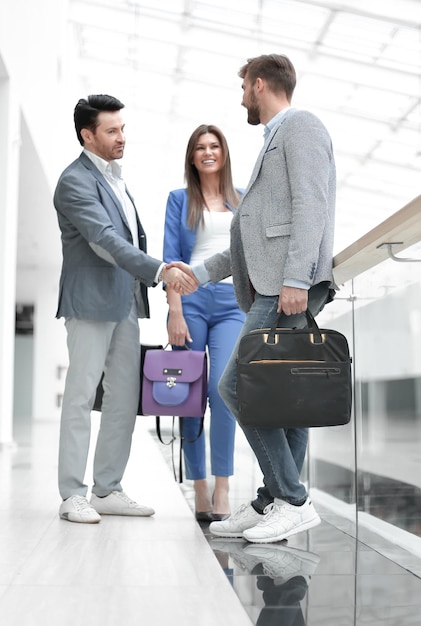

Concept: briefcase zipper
[[248, 359, 323, 364], [291, 366, 341, 376]]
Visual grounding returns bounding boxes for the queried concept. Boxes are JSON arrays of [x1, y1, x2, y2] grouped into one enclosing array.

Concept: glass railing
[[309, 195, 421, 576]]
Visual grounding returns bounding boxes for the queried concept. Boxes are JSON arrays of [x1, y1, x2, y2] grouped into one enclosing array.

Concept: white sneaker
[[243, 543, 320, 582], [59, 495, 101, 524], [90, 491, 155, 517], [209, 502, 263, 538], [243, 497, 321, 543]]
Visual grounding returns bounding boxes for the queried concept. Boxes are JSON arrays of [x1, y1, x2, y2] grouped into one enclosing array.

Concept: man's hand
[[162, 263, 199, 295], [166, 261, 198, 280], [277, 286, 308, 315]]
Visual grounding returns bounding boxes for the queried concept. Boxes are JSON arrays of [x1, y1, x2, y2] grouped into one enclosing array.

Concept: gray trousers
[[58, 301, 140, 500]]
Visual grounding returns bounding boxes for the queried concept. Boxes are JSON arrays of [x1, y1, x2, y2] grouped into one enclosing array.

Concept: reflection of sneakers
[[256, 572, 309, 606], [243, 543, 320, 582], [90, 491, 155, 516], [209, 502, 263, 538], [243, 497, 320, 543], [59, 495, 101, 524], [210, 540, 262, 573]]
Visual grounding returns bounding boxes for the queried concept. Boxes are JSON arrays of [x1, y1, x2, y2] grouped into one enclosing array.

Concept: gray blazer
[[204, 109, 336, 312], [54, 152, 162, 321]]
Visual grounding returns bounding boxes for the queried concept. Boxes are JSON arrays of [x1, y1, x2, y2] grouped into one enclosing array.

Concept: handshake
[[161, 261, 199, 295]]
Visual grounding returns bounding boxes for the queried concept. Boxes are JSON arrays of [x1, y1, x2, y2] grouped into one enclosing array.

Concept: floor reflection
[[211, 540, 319, 626]]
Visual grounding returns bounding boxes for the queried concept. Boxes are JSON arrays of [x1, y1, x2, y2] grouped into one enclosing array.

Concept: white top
[[190, 210, 233, 285]]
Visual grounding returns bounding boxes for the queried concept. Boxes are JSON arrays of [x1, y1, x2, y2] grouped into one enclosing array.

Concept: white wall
[[16, 268, 66, 419], [0, 1, 70, 431], [0, 0, 73, 187], [0, 77, 20, 443]]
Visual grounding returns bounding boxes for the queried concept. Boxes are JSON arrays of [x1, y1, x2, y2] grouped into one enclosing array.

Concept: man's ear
[[255, 77, 264, 92], [80, 128, 91, 144]]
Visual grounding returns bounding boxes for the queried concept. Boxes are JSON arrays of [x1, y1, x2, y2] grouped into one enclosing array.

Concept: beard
[[246, 92, 261, 126], [247, 108, 260, 125]]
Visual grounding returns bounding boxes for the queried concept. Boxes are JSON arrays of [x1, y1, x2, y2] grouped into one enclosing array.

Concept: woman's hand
[[167, 311, 192, 346], [166, 284, 193, 346]]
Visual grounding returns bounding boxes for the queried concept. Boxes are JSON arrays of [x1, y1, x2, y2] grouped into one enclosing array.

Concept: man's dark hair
[[74, 94, 125, 146], [239, 54, 296, 102]]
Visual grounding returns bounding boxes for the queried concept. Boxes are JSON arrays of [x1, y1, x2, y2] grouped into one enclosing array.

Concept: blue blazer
[[163, 188, 241, 264], [54, 152, 163, 322]]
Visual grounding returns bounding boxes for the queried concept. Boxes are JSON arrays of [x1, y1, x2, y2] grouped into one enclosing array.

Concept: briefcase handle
[[267, 308, 323, 345]]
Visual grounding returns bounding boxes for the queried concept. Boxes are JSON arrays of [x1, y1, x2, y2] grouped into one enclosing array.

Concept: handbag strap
[[267, 308, 323, 344], [178, 417, 204, 484], [163, 343, 193, 351], [155, 415, 205, 483], [155, 416, 179, 481]]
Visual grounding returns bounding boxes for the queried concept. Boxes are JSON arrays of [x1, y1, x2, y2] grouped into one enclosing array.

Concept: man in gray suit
[[54, 94, 197, 523], [175, 54, 336, 543]]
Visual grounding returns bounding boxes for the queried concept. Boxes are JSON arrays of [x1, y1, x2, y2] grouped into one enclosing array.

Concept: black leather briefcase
[[236, 310, 352, 428]]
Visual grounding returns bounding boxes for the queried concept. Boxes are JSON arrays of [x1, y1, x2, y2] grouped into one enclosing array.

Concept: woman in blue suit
[[163, 125, 245, 521]]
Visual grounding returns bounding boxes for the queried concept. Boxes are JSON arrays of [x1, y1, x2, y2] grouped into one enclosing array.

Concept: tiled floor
[[156, 422, 421, 626], [1, 414, 421, 625], [0, 415, 252, 626]]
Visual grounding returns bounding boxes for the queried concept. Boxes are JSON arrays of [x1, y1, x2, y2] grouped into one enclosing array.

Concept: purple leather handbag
[[141, 348, 208, 417]]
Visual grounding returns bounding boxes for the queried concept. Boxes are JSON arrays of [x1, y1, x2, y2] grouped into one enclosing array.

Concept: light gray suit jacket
[[54, 152, 162, 321], [203, 109, 336, 312]]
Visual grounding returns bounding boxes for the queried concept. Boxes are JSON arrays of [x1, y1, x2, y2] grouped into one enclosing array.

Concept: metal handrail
[[333, 195, 421, 285]]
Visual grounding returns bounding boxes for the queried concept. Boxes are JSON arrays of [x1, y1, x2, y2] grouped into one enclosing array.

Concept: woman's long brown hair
[[184, 124, 241, 230]]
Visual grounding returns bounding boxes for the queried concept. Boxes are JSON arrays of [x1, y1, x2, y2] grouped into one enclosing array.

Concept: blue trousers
[[218, 282, 332, 510], [178, 283, 245, 479]]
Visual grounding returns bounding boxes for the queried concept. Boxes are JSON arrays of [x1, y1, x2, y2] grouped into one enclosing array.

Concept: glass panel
[[310, 242, 421, 573], [352, 246, 421, 539], [309, 283, 356, 536]]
